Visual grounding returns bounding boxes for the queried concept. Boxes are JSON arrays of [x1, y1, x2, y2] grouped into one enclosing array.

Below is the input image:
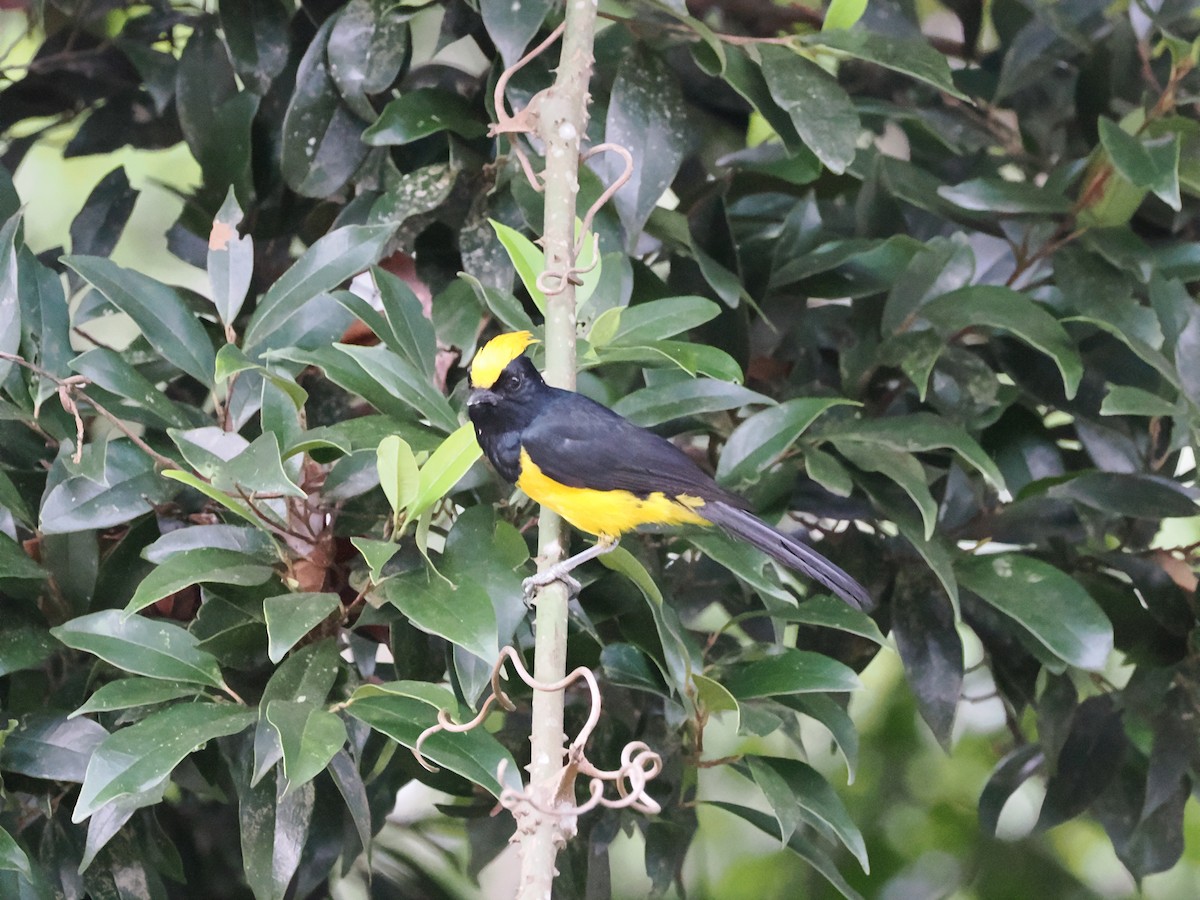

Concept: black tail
[[701, 501, 872, 611]]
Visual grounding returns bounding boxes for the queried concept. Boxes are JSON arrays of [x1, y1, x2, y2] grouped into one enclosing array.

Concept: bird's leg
[[523, 535, 619, 600]]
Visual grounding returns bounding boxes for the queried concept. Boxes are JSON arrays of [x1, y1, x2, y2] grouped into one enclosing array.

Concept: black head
[[466, 356, 547, 433]]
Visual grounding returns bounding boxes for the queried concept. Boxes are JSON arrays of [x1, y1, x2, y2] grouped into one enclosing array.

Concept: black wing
[[519, 390, 746, 507]]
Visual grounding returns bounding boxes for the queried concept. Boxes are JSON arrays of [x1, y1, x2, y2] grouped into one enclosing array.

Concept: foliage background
[[2, 0, 1200, 897]]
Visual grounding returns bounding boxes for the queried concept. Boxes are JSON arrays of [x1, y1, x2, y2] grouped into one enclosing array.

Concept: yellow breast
[[516, 449, 710, 538]]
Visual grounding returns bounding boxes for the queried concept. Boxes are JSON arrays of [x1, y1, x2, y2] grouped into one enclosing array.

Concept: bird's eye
[[505, 372, 522, 390]]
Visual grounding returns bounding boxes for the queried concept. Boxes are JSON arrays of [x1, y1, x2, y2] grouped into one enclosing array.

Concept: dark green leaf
[[52, 610, 227, 687], [335, 343, 458, 432], [806, 29, 966, 99], [1046, 472, 1197, 519], [938, 178, 1071, 214], [70, 347, 194, 427], [481, 0, 553, 67], [345, 681, 519, 796], [1038, 696, 1127, 830], [718, 397, 858, 485], [328, 0, 411, 106], [917, 286, 1082, 399], [124, 547, 276, 617], [220, 0, 290, 94], [758, 44, 859, 175], [69, 167, 138, 259], [40, 440, 175, 535], [238, 766, 313, 900], [1098, 117, 1181, 210], [1, 713, 107, 782], [612, 377, 773, 428], [892, 573, 962, 748], [0, 532, 44, 581], [957, 554, 1113, 671], [722, 649, 860, 699], [71, 679, 204, 717], [243, 225, 393, 350], [75, 703, 255, 821], [0, 625, 54, 676], [604, 49, 690, 245], [281, 18, 370, 197], [62, 256, 216, 386], [379, 573, 497, 663], [364, 89, 486, 145], [609, 296, 722, 344], [979, 744, 1044, 837]]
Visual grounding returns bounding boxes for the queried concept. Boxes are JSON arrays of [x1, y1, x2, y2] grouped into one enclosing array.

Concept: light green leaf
[[490, 219, 546, 314], [411, 422, 483, 517], [264, 593, 341, 663], [376, 435, 420, 518]]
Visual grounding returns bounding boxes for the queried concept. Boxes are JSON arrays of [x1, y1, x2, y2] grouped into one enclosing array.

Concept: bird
[[465, 330, 871, 610]]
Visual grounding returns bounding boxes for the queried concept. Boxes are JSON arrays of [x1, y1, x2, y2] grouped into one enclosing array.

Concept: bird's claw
[[522, 567, 581, 603]]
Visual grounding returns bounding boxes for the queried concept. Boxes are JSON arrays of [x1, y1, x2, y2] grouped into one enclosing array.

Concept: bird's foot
[[522, 565, 581, 603]]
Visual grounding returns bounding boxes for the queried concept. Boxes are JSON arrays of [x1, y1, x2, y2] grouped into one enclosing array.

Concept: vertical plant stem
[[518, 3, 599, 897]]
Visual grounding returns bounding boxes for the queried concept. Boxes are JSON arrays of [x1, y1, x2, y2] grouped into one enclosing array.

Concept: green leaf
[[345, 681, 520, 796], [40, 441, 175, 535], [938, 177, 1071, 214], [707, 802, 864, 900], [328, 0, 411, 103], [1100, 384, 1177, 418], [265, 700, 347, 793], [1045, 472, 1197, 519], [717, 397, 858, 485], [70, 679, 204, 718], [758, 44, 859, 175], [243, 225, 394, 350], [0, 532, 44, 580], [490, 219, 547, 314], [219, 0, 289, 94], [379, 573, 497, 663], [609, 296, 722, 344], [253, 640, 341, 785], [411, 422, 484, 517], [335, 343, 459, 432], [0, 827, 32, 879], [70, 348, 193, 428], [806, 29, 967, 100], [214, 432, 306, 500], [376, 434, 420, 518], [769, 595, 886, 644], [0, 214, 21, 386], [692, 673, 740, 731], [364, 89, 486, 145], [604, 49, 690, 244], [722, 649, 861, 699], [74, 703, 255, 821], [822, 0, 867, 30], [746, 755, 868, 870], [280, 17, 369, 197], [822, 413, 1006, 492], [0, 625, 55, 676], [124, 547, 275, 617], [612, 377, 774, 428], [836, 441, 937, 539], [264, 593, 341, 663], [481, 0, 553, 67], [592, 340, 743, 382], [208, 188, 254, 327], [957, 554, 1114, 671], [237, 765, 313, 900], [374, 266, 437, 377], [351, 536, 402, 584], [160, 469, 260, 527], [62, 255, 216, 386], [52, 610, 227, 688], [1, 712, 108, 782], [1098, 117, 1182, 211]]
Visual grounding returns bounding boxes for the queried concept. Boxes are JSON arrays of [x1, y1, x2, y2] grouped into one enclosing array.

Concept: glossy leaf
[[244, 225, 393, 350], [717, 397, 858, 485], [74, 703, 255, 821], [52, 610, 227, 687], [328, 0, 411, 103], [411, 422, 484, 517], [364, 89, 486, 145], [265, 700, 347, 793], [481, 0, 553, 67], [807, 29, 966, 99], [347, 681, 520, 795], [124, 547, 275, 617], [70, 679, 204, 718], [722, 649, 861, 699], [758, 44, 859, 175], [62, 256, 215, 386], [379, 573, 497, 662], [263, 593, 341, 663], [40, 441, 176, 535], [1, 713, 108, 782], [957, 554, 1114, 671], [612, 377, 774, 428]]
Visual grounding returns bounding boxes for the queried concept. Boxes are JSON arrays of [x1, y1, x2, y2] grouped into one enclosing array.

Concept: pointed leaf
[[263, 593, 341, 663], [125, 548, 275, 617], [265, 700, 347, 793]]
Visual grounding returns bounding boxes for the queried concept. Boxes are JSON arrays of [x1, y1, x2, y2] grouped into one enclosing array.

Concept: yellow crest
[[470, 331, 538, 388]]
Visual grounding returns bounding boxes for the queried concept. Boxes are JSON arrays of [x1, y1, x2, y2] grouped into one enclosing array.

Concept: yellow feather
[[470, 331, 539, 389], [517, 449, 709, 538]]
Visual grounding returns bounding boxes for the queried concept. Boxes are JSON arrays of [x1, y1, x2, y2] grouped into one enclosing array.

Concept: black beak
[[467, 387, 497, 409]]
